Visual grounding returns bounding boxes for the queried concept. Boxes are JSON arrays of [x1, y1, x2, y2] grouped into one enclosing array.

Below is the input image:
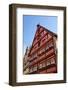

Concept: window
[[46, 49, 54, 56], [30, 67, 33, 73], [30, 53, 37, 61], [51, 58, 55, 64], [39, 63, 42, 69], [45, 42, 54, 51], [47, 60, 51, 66], [39, 48, 45, 54], [49, 43, 53, 48], [46, 45, 49, 50], [33, 65, 37, 71], [32, 53, 37, 59], [41, 35, 47, 43], [39, 61, 46, 69], [48, 34, 52, 39], [42, 62, 46, 68]]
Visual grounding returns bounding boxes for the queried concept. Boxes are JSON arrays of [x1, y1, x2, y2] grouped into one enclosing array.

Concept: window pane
[[33, 65, 37, 71], [30, 68, 33, 73], [39, 63, 42, 69], [47, 60, 50, 66], [51, 58, 55, 64], [42, 62, 46, 67]]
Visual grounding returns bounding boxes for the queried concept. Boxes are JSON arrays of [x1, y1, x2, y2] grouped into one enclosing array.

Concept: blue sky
[[23, 15, 57, 53]]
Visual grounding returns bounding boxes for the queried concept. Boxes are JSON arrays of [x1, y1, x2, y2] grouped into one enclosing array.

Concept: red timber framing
[[24, 24, 57, 74]]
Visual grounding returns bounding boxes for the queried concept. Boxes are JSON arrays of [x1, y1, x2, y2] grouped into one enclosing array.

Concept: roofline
[[28, 24, 57, 56], [38, 25, 57, 38]]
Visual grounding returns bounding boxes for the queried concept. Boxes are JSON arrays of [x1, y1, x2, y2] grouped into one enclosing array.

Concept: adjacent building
[[23, 24, 57, 74], [23, 47, 30, 74]]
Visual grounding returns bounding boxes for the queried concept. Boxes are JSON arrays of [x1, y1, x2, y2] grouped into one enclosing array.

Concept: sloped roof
[[37, 24, 57, 38], [28, 24, 57, 56]]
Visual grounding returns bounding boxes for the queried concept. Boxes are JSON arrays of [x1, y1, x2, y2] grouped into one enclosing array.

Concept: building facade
[[23, 24, 57, 74], [23, 47, 30, 74]]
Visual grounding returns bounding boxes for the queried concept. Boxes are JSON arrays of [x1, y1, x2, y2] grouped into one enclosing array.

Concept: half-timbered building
[[23, 24, 57, 74]]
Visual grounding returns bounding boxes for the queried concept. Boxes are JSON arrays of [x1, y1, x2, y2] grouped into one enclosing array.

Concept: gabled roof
[[37, 24, 57, 38], [28, 24, 57, 56]]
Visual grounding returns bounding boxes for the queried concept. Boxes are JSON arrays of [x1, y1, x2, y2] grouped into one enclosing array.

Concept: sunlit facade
[[23, 24, 57, 74]]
